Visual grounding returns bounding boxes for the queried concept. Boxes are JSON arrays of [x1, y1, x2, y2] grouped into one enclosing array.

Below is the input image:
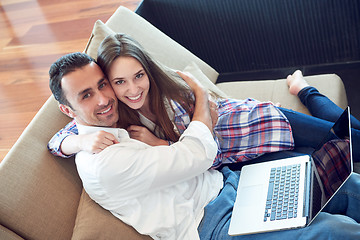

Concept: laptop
[[228, 107, 353, 236]]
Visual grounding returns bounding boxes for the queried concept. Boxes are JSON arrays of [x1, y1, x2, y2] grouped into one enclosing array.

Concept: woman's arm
[[61, 131, 119, 155], [48, 120, 118, 157], [48, 120, 78, 158]]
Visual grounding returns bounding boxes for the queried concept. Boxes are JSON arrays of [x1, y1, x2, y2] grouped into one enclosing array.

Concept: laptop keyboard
[[264, 164, 301, 222]]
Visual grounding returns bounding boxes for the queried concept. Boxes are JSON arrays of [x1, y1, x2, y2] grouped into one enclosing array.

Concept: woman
[[48, 34, 360, 166]]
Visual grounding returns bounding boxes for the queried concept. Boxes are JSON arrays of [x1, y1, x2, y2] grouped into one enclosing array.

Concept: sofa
[[0, 5, 354, 240]]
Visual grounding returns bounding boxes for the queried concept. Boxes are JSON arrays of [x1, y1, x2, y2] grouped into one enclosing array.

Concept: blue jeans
[[278, 87, 360, 161], [198, 87, 360, 239], [297, 86, 360, 129], [198, 167, 360, 240]]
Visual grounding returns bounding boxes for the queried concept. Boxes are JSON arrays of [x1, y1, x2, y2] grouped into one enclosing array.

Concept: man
[[49, 52, 360, 240]]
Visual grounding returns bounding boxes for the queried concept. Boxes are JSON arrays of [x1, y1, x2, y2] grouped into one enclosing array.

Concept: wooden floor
[[0, 0, 141, 161]]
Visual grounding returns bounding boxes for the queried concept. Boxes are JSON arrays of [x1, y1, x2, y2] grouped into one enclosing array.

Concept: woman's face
[[108, 56, 150, 111]]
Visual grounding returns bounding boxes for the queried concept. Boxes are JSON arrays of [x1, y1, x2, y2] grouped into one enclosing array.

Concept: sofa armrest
[[0, 96, 82, 240], [0, 225, 24, 240], [216, 74, 348, 115]]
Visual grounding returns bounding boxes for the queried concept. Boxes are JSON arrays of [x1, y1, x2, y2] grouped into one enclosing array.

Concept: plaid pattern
[[48, 119, 78, 158], [49, 98, 294, 168], [174, 98, 294, 168], [312, 139, 351, 199]]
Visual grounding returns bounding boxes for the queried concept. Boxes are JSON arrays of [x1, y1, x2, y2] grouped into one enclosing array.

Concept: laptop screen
[[309, 107, 353, 221]]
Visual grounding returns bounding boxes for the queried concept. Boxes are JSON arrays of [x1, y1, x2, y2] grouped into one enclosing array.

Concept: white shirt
[[75, 121, 223, 240]]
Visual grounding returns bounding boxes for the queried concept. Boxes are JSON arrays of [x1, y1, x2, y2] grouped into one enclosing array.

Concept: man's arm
[[85, 121, 217, 200]]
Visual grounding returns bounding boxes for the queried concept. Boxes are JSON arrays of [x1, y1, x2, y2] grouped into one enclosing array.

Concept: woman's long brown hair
[[97, 33, 195, 142]]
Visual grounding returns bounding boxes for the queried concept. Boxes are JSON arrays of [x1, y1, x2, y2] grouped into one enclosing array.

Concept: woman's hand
[[60, 131, 118, 155], [127, 125, 168, 146], [79, 131, 119, 154], [176, 71, 213, 132], [177, 71, 206, 96], [209, 99, 218, 127]]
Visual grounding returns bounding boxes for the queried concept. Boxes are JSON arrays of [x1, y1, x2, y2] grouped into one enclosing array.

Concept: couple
[[49, 33, 360, 239]]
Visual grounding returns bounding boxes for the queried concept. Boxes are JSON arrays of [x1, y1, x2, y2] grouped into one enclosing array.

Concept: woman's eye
[[135, 73, 144, 79], [115, 80, 125, 85]]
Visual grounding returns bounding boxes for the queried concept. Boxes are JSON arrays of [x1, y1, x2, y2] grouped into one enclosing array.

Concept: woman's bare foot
[[287, 70, 310, 96]]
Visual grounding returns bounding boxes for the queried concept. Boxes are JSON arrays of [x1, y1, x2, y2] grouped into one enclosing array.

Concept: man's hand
[[127, 125, 168, 146]]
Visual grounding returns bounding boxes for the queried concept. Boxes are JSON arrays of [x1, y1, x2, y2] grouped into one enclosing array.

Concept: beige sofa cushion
[[71, 189, 151, 240]]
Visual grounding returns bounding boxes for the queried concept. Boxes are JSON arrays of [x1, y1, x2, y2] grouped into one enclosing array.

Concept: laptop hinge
[[303, 161, 311, 218]]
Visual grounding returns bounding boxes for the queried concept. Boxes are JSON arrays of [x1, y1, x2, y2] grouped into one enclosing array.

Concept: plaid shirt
[[48, 120, 78, 158], [174, 98, 294, 168], [48, 98, 295, 168]]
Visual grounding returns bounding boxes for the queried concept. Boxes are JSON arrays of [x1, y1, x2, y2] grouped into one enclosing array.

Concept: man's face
[[60, 62, 119, 128]]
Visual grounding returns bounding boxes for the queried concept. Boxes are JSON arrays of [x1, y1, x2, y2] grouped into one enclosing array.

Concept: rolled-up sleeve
[[48, 120, 78, 158]]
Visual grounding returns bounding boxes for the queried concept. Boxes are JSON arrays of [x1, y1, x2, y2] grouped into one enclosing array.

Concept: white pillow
[[84, 20, 114, 59]]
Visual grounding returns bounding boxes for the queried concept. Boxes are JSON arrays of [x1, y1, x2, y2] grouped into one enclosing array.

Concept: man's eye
[[83, 93, 90, 99], [99, 83, 107, 89]]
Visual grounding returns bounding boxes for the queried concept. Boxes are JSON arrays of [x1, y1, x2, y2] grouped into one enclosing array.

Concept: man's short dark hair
[[49, 52, 95, 107]]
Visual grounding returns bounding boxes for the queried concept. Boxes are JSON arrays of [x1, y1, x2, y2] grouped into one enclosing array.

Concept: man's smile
[[97, 102, 115, 115]]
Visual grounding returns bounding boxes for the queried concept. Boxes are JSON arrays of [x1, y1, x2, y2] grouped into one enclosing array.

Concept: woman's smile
[[126, 92, 143, 102]]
